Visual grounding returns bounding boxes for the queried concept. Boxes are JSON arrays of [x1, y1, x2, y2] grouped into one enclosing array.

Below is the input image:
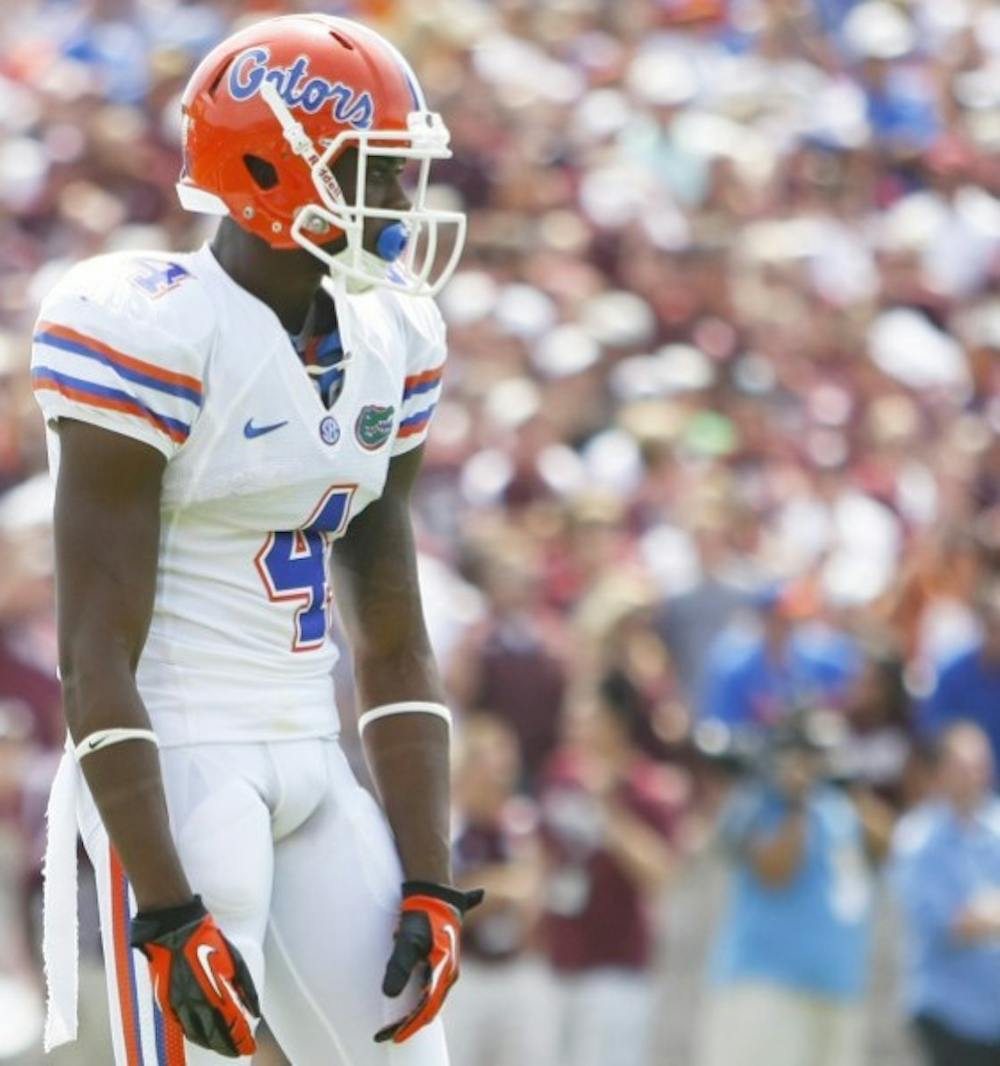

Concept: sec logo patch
[[319, 415, 340, 446]]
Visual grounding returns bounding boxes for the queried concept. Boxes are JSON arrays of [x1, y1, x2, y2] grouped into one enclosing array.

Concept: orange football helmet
[[177, 15, 465, 297]]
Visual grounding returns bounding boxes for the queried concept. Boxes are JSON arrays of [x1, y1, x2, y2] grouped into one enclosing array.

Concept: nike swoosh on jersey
[[244, 418, 289, 439]]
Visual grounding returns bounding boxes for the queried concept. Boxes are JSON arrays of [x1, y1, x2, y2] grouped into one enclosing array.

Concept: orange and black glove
[[375, 880, 484, 1044], [130, 895, 260, 1059]]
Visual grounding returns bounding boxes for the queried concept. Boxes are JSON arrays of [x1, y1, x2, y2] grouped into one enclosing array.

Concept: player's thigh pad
[[79, 744, 275, 1066], [262, 739, 450, 1066]]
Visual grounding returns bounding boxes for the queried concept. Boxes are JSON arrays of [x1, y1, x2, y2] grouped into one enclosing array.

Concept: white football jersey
[[32, 244, 446, 746]]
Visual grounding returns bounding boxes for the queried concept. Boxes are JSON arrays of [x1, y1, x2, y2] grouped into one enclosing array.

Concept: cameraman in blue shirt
[[696, 711, 881, 1066], [891, 722, 1000, 1065]]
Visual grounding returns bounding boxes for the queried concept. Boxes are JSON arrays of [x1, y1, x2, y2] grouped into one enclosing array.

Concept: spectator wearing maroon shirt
[[538, 678, 687, 1066], [0, 698, 45, 1061], [0, 475, 77, 1061], [0, 475, 62, 911], [447, 545, 568, 787], [0, 475, 61, 751], [445, 713, 549, 1066]]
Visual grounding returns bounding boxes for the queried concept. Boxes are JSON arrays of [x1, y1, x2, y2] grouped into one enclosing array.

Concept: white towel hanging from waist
[[41, 748, 80, 1051]]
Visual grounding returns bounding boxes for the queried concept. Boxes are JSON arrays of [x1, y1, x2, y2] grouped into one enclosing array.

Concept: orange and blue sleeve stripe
[[31, 368, 192, 444], [33, 322, 203, 406], [402, 363, 444, 401], [31, 321, 202, 445], [397, 404, 437, 439], [398, 361, 444, 440]]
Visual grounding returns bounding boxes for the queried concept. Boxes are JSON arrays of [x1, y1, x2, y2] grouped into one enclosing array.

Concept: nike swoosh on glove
[[130, 895, 260, 1058], [375, 880, 485, 1044]]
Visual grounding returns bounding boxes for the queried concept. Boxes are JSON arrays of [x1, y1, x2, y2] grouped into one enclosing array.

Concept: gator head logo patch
[[355, 404, 395, 450]]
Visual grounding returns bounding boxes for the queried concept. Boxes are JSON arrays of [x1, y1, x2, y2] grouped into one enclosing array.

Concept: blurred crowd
[[2, 0, 1000, 1063]]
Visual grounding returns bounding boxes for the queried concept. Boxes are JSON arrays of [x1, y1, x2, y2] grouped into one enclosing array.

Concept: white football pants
[[78, 737, 450, 1066]]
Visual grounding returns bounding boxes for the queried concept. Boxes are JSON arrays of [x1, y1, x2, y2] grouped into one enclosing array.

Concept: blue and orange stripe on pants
[[109, 849, 186, 1066]]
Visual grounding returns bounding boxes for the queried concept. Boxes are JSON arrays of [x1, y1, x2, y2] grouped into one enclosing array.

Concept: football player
[[35, 14, 481, 1065]]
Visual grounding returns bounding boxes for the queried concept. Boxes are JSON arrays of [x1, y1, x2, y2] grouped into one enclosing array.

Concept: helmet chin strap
[[334, 223, 411, 293], [327, 245, 391, 294]]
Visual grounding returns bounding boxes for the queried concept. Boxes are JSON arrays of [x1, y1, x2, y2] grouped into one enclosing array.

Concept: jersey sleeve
[[30, 257, 206, 461], [392, 297, 447, 457]]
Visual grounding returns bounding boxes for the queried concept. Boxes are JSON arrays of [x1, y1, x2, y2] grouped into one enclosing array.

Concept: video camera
[[692, 706, 855, 787]]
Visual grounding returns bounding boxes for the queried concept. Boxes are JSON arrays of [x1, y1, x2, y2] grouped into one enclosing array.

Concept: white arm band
[[357, 701, 452, 736], [74, 728, 159, 761]]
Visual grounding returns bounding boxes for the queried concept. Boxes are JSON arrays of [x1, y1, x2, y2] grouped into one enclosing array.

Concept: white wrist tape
[[74, 728, 159, 761], [358, 701, 452, 736]]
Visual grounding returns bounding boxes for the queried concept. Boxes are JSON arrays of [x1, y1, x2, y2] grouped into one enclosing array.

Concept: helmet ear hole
[[244, 155, 279, 191]]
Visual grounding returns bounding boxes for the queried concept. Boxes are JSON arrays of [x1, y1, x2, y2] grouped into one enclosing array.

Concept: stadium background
[[2, 0, 1000, 1063]]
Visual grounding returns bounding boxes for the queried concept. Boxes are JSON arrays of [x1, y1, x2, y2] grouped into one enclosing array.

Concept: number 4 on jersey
[[254, 485, 356, 652]]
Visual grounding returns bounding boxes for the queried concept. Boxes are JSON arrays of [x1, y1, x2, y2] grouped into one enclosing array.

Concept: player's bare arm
[[333, 444, 483, 1043], [54, 419, 190, 909], [333, 443, 450, 883]]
